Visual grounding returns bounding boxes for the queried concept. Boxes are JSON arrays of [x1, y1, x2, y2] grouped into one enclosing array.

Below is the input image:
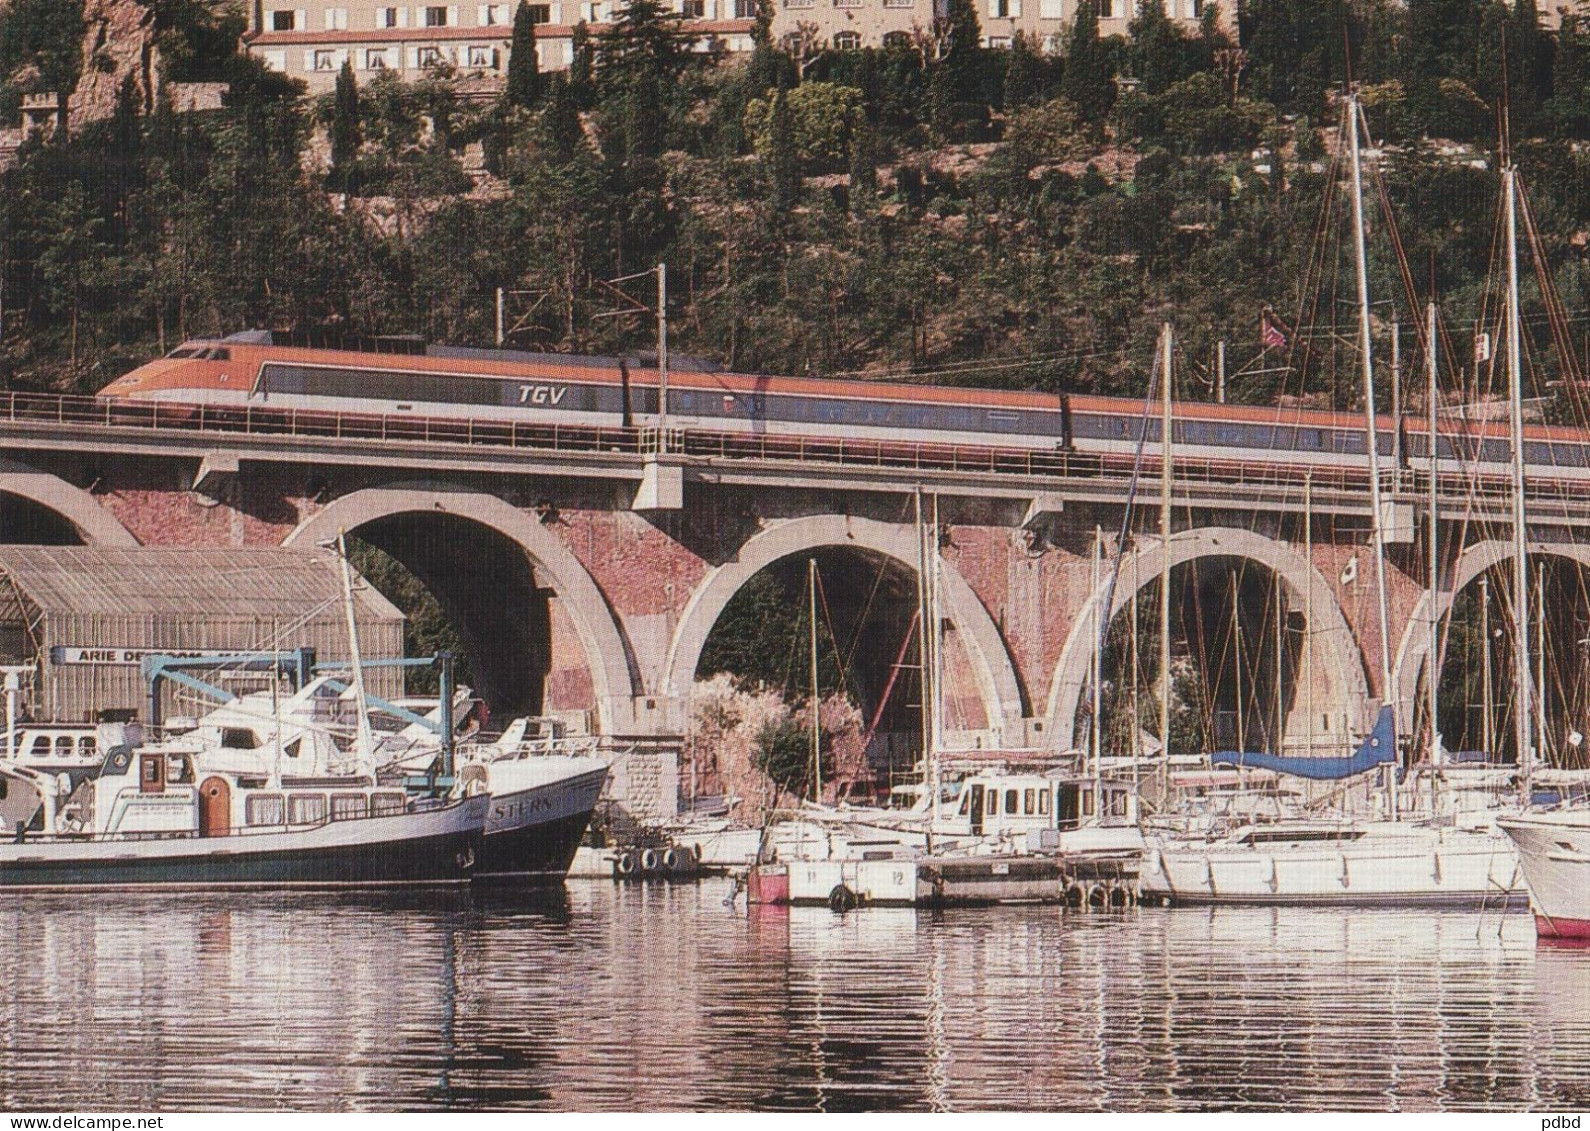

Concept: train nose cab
[[98, 342, 241, 410]]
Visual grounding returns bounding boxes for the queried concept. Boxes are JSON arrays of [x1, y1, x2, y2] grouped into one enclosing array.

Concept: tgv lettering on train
[[518, 384, 568, 405]]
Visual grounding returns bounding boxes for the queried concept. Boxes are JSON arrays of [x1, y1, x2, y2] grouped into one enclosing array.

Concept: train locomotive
[[95, 330, 1590, 480]]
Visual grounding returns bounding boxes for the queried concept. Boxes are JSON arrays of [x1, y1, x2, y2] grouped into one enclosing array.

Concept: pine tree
[[930, 0, 986, 138], [506, 1, 542, 109], [1062, 0, 1115, 131], [570, 20, 596, 108], [330, 59, 361, 191], [768, 87, 800, 209], [1549, 12, 1590, 138], [1127, 0, 1185, 96], [746, 0, 785, 95], [849, 116, 878, 209], [1004, 31, 1042, 110], [542, 72, 584, 162]]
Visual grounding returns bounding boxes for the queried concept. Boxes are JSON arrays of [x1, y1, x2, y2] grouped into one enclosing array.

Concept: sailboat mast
[[929, 493, 945, 817], [1159, 323, 1174, 783], [1347, 92, 1398, 815], [809, 556, 821, 805], [335, 530, 375, 768], [1091, 525, 1104, 806], [1426, 301, 1441, 768], [1504, 165, 1535, 784]]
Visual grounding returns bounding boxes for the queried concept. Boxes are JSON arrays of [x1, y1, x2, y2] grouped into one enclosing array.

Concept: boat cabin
[[940, 770, 1138, 839]]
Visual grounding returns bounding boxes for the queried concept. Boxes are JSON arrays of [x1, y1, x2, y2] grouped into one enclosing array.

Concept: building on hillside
[[770, 0, 1226, 58], [243, 0, 1231, 92], [244, 1, 757, 93]]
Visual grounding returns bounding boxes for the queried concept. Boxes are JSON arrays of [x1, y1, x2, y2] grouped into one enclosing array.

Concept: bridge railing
[[0, 390, 1581, 504]]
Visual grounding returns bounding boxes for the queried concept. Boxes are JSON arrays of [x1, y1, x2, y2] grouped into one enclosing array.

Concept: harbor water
[[2, 882, 1587, 1112]]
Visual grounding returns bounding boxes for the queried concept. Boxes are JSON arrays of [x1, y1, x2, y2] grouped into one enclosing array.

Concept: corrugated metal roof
[[0, 546, 404, 623]]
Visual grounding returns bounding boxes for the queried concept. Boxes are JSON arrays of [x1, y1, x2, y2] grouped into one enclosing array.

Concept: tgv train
[[94, 331, 1590, 476]]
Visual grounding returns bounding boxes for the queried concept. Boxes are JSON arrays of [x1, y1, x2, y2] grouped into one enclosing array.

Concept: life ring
[[828, 884, 858, 913], [1108, 883, 1128, 908], [614, 851, 638, 879], [1064, 882, 1085, 908], [1087, 883, 1107, 908], [662, 847, 682, 873], [641, 847, 663, 873]]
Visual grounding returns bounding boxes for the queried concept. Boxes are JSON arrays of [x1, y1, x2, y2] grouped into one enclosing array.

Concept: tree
[[0, 0, 86, 125], [543, 71, 584, 162], [1003, 31, 1043, 110], [930, 0, 987, 139], [767, 87, 800, 208], [1127, 0, 1187, 96], [330, 60, 361, 191], [849, 117, 879, 208], [1547, 12, 1590, 139], [746, 0, 787, 96], [569, 21, 596, 108], [1062, 0, 1115, 131], [506, 1, 542, 109]]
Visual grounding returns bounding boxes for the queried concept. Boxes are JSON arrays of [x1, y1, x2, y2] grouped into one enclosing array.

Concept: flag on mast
[[1261, 307, 1288, 350]]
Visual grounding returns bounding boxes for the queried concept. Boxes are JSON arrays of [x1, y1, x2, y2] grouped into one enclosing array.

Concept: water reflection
[[0, 884, 1585, 1111]]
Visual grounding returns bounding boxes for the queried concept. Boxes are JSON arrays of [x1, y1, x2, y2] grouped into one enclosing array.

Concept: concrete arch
[[1044, 526, 1372, 751], [1393, 539, 1590, 734], [0, 459, 137, 546], [285, 486, 639, 734], [660, 514, 1026, 745]]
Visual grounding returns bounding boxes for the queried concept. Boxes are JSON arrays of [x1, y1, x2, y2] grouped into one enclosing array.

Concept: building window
[[424, 5, 450, 25], [480, 2, 509, 22], [269, 9, 296, 30], [313, 49, 338, 70], [467, 44, 496, 66], [733, 0, 756, 14], [833, 30, 860, 48], [262, 48, 288, 69], [682, 0, 705, 15], [417, 45, 445, 65], [366, 47, 391, 68], [375, 6, 402, 26], [1097, 0, 1114, 15], [882, 29, 913, 44], [987, 34, 1011, 46], [527, 2, 552, 19], [1188, 0, 1202, 14], [324, 6, 348, 29]]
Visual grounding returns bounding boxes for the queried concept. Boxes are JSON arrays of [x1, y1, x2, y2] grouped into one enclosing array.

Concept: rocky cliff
[[68, 0, 159, 132]]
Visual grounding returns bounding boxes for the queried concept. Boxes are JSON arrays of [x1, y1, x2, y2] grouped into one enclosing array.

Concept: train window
[[166, 347, 202, 359], [989, 411, 1020, 431], [207, 348, 231, 361]]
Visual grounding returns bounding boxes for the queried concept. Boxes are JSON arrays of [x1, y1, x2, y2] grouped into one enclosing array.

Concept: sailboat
[[1138, 90, 1525, 907]]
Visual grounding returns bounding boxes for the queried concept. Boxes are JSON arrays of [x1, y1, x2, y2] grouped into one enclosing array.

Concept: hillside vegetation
[[1, 0, 1589, 409]]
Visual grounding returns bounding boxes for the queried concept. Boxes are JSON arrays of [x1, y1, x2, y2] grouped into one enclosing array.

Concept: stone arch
[[1044, 525, 1372, 750], [285, 486, 639, 734], [1393, 539, 1590, 734], [0, 459, 137, 546], [660, 514, 1025, 744]]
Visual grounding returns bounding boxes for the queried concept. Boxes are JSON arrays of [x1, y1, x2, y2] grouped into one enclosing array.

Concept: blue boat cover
[[1210, 705, 1396, 780]]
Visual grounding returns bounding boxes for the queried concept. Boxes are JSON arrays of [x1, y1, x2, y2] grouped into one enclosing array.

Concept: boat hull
[[0, 794, 488, 889], [1498, 812, 1590, 937], [475, 762, 608, 884], [1141, 826, 1523, 908]]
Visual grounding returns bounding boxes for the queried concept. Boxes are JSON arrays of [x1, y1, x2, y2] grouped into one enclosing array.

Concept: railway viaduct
[[1, 393, 1585, 765]]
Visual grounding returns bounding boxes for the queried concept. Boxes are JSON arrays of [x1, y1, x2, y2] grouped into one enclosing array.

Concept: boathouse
[[0, 546, 405, 723]]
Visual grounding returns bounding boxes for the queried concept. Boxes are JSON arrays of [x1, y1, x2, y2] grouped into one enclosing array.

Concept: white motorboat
[[1498, 810, 1590, 940]]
